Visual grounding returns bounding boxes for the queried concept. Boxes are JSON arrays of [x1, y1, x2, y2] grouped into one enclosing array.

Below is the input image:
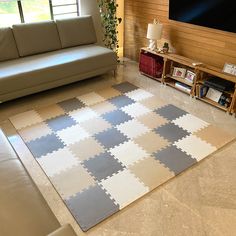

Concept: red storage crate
[[139, 51, 164, 78]]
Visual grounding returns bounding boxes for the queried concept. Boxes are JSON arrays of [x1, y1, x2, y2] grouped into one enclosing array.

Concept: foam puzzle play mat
[[9, 82, 234, 231]]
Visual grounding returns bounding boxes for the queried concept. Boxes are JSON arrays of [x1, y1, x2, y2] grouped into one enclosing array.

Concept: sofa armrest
[[47, 224, 77, 236]]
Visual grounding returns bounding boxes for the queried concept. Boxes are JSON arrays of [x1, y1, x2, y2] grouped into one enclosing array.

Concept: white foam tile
[[69, 107, 98, 123], [109, 140, 149, 167], [174, 134, 217, 161], [77, 92, 105, 106], [116, 119, 150, 139], [100, 169, 149, 209], [38, 148, 79, 177], [125, 89, 154, 101], [173, 114, 209, 133], [10, 110, 43, 130], [56, 124, 89, 145], [121, 103, 151, 118]]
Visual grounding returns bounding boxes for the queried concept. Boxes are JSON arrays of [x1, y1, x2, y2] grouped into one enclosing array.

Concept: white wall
[[79, 0, 103, 46]]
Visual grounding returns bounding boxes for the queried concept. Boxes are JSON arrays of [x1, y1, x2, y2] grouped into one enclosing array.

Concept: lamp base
[[148, 39, 157, 51]]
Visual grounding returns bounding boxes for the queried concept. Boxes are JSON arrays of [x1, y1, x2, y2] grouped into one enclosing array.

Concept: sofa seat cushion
[[12, 21, 61, 57], [0, 27, 19, 62], [0, 45, 116, 96], [56, 16, 97, 48], [0, 129, 60, 236]]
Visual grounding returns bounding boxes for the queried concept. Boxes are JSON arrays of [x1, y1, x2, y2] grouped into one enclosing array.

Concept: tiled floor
[[1, 59, 236, 235]]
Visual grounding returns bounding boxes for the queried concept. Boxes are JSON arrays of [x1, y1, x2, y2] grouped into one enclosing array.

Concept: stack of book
[[195, 84, 208, 98]]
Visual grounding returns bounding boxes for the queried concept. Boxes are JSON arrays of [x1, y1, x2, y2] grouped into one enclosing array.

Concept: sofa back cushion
[[56, 16, 97, 48], [12, 21, 61, 57], [0, 27, 19, 62]]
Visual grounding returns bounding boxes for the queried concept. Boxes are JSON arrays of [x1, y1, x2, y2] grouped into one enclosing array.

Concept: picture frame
[[172, 67, 186, 78], [223, 63, 236, 76], [185, 70, 196, 83]]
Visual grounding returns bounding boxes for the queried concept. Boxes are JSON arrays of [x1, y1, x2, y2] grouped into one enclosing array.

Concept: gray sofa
[[0, 129, 77, 236], [0, 16, 117, 102]]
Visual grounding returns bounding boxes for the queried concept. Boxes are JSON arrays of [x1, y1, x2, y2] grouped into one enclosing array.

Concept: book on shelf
[[196, 84, 208, 98], [205, 88, 222, 102], [175, 82, 191, 94]]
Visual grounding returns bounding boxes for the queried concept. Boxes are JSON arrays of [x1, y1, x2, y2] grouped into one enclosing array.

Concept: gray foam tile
[[108, 95, 135, 108], [83, 152, 124, 181], [58, 98, 85, 112], [46, 114, 76, 132], [66, 184, 119, 231], [95, 127, 128, 149], [102, 109, 132, 126], [26, 133, 65, 158], [155, 123, 190, 142], [155, 104, 188, 121], [113, 82, 139, 93], [154, 145, 197, 174]]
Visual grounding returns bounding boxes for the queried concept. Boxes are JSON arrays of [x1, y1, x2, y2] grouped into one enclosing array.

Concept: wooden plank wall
[[124, 0, 236, 68]]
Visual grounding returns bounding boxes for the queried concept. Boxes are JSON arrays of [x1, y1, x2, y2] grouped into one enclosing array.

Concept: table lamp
[[147, 19, 163, 51]]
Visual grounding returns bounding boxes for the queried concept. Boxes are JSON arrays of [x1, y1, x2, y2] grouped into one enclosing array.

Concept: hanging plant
[[98, 0, 122, 59]]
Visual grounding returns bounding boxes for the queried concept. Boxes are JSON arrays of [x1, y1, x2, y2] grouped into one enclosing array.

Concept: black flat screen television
[[169, 0, 236, 34]]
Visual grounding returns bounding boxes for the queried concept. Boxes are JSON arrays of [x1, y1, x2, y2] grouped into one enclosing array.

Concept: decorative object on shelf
[[206, 88, 222, 102], [147, 19, 163, 51], [172, 67, 186, 78], [185, 70, 196, 84], [223, 63, 236, 76], [162, 42, 169, 53], [98, 0, 122, 59], [218, 94, 232, 107]]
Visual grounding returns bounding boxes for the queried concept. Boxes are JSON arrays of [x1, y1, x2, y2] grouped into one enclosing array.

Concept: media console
[[139, 47, 236, 115]]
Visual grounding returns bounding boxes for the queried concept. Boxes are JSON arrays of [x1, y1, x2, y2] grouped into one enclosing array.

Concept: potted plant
[[162, 42, 169, 53], [98, 0, 122, 60]]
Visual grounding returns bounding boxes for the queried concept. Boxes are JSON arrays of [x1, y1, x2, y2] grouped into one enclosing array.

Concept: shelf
[[197, 81, 234, 97], [140, 72, 162, 82], [165, 74, 194, 87], [196, 65, 236, 83], [197, 97, 228, 111], [165, 81, 191, 95]]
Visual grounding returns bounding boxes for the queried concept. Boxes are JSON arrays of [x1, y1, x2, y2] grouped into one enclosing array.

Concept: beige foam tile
[[134, 131, 170, 154], [80, 116, 112, 135], [36, 104, 65, 121], [139, 96, 168, 110], [77, 92, 105, 106], [89, 101, 116, 115], [96, 87, 121, 99], [100, 169, 149, 209], [137, 111, 168, 129], [116, 119, 150, 139], [10, 110, 43, 130], [129, 157, 175, 190], [174, 134, 217, 162], [194, 125, 235, 148], [51, 163, 95, 200], [18, 122, 52, 142], [68, 137, 104, 162]]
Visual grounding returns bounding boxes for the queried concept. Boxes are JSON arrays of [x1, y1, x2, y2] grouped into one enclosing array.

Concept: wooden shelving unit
[[139, 47, 236, 115]]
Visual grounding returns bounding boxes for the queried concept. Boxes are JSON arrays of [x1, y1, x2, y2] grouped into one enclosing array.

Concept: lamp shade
[[147, 23, 163, 40]]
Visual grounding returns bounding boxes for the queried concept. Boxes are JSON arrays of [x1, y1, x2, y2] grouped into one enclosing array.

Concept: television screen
[[169, 0, 236, 33]]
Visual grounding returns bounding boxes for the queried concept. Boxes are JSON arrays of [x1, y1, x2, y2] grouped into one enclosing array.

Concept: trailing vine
[[98, 0, 122, 58]]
